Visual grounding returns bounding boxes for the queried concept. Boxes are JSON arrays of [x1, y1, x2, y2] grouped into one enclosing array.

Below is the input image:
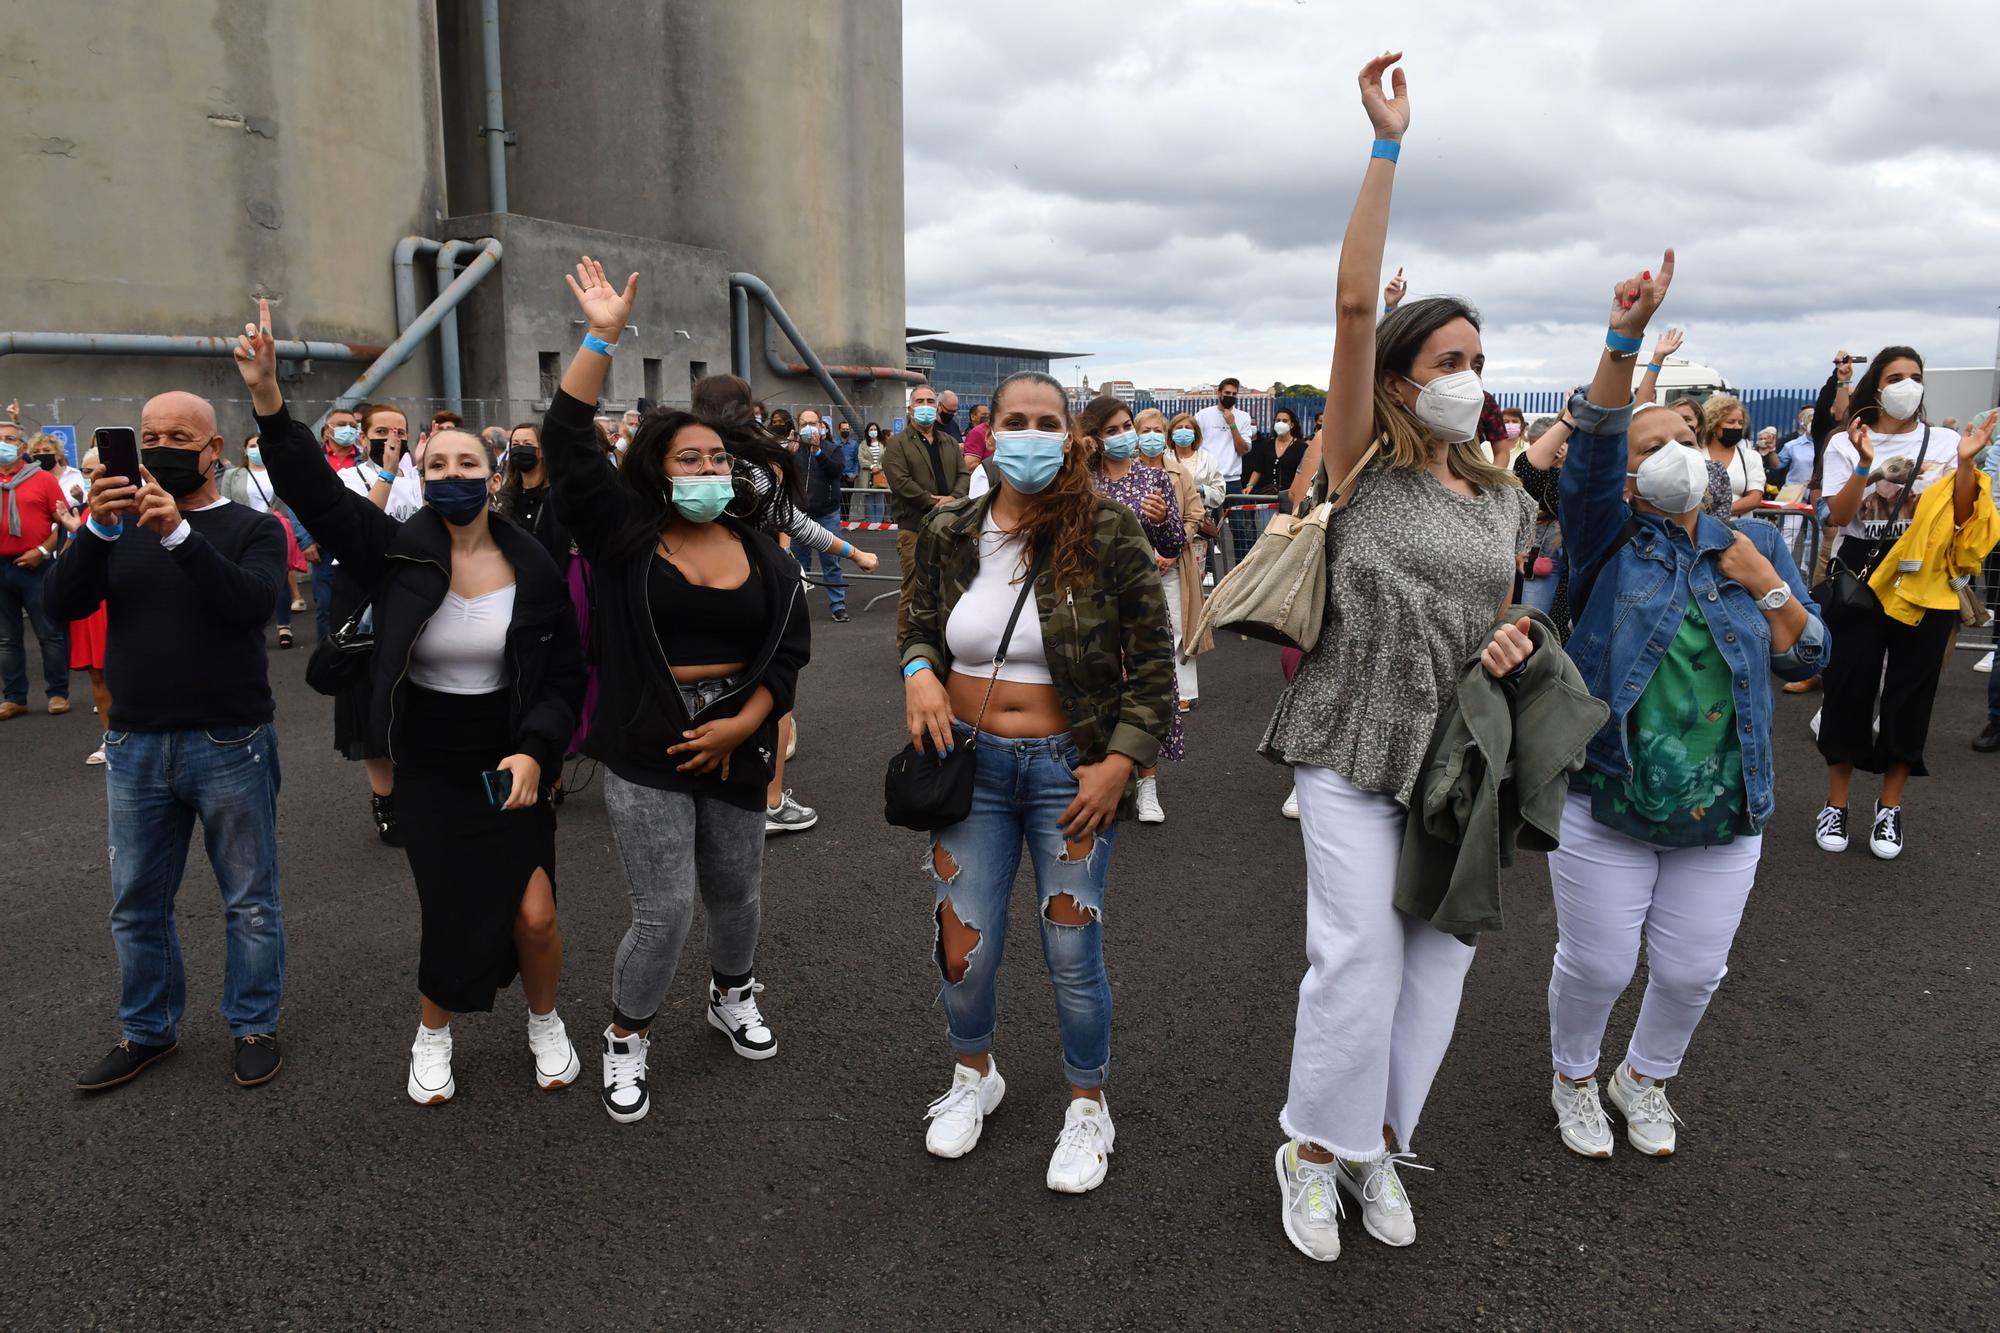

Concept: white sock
[[527, 1008, 560, 1031], [419, 1021, 449, 1038]]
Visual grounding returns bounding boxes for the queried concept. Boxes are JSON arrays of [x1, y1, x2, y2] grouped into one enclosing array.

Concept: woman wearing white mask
[[1812, 347, 1986, 860], [1261, 53, 1537, 1264], [901, 370, 1175, 1195], [1543, 260, 1825, 1161]]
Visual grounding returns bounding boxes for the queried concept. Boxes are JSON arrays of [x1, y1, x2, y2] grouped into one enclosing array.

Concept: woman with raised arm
[[1261, 54, 1537, 1264], [901, 370, 1174, 1195], [1542, 258, 1826, 1161], [235, 301, 587, 1107], [542, 260, 810, 1126]]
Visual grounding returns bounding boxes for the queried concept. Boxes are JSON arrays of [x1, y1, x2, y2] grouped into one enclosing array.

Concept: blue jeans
[[102, 723, 286, 1043], [310, 560, 335, 639], [928, 724, 1119, 1088], [0, 559, 68, 705], [797, 511, 847, 613]]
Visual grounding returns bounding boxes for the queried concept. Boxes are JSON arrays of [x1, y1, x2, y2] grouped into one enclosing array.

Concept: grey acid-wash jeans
[[602, 771, 766, 1030]]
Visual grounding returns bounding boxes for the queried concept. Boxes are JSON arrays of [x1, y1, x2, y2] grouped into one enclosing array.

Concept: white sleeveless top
[[408, 585, 516, 693], [945, 515, 1052, 686]]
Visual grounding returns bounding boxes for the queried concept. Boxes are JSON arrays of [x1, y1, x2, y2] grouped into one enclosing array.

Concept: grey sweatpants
[[603, 771, 766, 1029]]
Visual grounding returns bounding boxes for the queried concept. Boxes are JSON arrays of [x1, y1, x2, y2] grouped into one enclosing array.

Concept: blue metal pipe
[[0, 332, 381, 362], [323, 239, 503, 424]]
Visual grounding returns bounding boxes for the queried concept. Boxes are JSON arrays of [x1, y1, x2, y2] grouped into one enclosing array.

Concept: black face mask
[[1218, 393, 1237, 409], [368, 439, 388, 466], [35, 455, 62, 473], [140, 446, 212, 498], [1720, 426, 1746, 447], [508, 446, 541, 471]]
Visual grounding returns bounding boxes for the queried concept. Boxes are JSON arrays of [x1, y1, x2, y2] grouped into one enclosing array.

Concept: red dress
[[69, 602, 108, 670]]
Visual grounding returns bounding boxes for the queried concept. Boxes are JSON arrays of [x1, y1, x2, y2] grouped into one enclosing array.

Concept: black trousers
[[1816, 567, 1956, 777]]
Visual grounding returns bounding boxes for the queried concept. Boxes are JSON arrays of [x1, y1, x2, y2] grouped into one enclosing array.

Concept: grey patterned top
[[1260, 461, 1536, 806]]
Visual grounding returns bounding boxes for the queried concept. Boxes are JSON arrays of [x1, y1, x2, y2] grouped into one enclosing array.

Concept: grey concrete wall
[[436, 0, 906, 418], [438, 214, 732, 423], [0, 0, 446, 443]]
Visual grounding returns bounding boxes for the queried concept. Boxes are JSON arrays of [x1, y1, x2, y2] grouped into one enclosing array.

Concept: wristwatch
[[1756, 584, 1793, 611]]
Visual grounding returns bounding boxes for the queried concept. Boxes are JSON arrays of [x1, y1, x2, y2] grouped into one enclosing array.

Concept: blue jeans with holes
[[0, 559, 68, 705], [101, 723, 285, 1043], [928, 723, 1118, 1088]]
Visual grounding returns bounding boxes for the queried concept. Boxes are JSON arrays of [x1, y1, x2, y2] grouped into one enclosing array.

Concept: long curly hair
[[990, 371, 1100, 596]]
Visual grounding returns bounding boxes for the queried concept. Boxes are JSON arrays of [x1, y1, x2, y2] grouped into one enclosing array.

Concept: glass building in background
[[906, 329, 1089, 413]]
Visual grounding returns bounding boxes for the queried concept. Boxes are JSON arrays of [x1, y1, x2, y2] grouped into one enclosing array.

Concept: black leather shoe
[[77, 1039, 178, 1092], [831, 609, 851, 623], [233, 1034, 283, 1087], [1974, 722, 2000, 753]]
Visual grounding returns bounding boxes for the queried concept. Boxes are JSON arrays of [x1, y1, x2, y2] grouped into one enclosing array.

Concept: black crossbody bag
[[884, 548, 1044, 832], [305, 602, 375, 697], [1812, 424, 1929, 618]]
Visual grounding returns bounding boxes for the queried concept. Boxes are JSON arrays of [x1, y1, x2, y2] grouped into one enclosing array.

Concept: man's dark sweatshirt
[[46, 501, 286, 732]]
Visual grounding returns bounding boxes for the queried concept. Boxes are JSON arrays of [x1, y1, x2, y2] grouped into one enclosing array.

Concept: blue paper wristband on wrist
[[1605, 328, 1643, 355], [582, 332, 617, 357], [1370, 139, 1401, 163], [903, 660, 933, 679], [1645, 362, 1663, 373]]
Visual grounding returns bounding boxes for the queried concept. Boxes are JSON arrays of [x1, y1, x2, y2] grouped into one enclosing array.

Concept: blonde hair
[[1699, 393, 1745, 443], [1134, 408, 1167, 433], [1370, 297, 1517, 492], [1167, 411, 1198, 442]]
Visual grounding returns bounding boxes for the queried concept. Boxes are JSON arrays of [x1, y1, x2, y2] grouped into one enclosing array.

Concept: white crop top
[[944, 516, 1052, 686], [408, 585, 516, 694]]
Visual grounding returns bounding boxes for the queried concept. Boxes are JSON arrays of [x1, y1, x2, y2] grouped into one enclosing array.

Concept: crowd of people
[[7, 49, 1999, 1264]]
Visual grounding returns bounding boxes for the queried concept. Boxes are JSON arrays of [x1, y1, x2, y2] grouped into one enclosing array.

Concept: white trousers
[[1282, 765, 1476, 1159], [1161, 570, 1198, 701], [1546, 790, 1761, 1081]]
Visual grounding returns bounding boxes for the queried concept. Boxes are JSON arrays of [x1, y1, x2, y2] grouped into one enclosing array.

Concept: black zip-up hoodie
[[257, 402, 585, 776], [541, 390, 810, 809]]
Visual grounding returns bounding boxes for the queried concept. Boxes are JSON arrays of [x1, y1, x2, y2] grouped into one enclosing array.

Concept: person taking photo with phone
[[236, 300, 588, 1106]]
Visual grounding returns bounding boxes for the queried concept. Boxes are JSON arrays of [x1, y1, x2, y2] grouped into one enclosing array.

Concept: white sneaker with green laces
[[1605, 1059, 1680, 1156], [1551, 1074, 1615, 1158], [1046, 1095, 1114, 1194], [1274, 1140, 1343, 1262], [1335, 1151, 1429, 1247]]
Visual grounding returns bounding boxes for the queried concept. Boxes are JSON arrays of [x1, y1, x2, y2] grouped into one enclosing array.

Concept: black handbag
[[304, 602, 375, 697], [884, 548, 1043, 831], [1811, 424, 1929, 618]]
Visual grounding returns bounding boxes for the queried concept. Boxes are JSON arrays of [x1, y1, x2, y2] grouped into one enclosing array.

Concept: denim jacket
[[1560, 395, 1829, 830]]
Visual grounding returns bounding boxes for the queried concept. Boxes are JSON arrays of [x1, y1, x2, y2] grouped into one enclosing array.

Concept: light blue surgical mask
[[1101, 429, 1138, 461], [246, 447, 263, 465], [1137, 431, 1167, 457], [1170, 427, 1196, 448], [670, 474, 736, 523], [0, 444, 19, 467], [912, 404, 938, 426], [332, 424, 361, 447], [798, 425, 819, 442], [991, 429, 1067, 495]]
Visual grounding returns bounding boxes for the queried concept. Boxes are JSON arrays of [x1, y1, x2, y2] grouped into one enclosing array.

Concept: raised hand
[[232, 297, 279, 402], [1609, 248, 1675, 339], [1384, 266, 1407, 310], [1956, 410, 1994, 463], [564, 256, 639, 341], [1847, 413, 1875, 468], [1651, 326, 1684, 361], [1358, 51, 1409, 141]]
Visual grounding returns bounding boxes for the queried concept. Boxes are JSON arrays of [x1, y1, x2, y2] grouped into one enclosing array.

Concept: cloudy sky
[[903, 0, 2000, 393]]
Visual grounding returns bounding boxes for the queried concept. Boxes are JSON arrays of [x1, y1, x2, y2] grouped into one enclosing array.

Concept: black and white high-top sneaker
[[601, 1026, 651, 1124], [1868, 804, 1904, 860], [1813, 804, 1849, 853], [708, 980, 777, 1060]]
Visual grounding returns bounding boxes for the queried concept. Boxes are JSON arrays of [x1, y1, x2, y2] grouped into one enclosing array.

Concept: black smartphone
[[481, 769, 512, 808], [1838, 355, 1869, 367], [93, 426, 140, 482]]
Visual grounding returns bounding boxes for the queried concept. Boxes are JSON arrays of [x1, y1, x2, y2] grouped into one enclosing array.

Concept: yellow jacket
[[1868, 467, 2000, 625]]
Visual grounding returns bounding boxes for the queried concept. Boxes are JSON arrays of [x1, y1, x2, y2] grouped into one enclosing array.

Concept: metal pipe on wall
[[480, 0, 509, 214], [393, 235, 443, 332], [730, 284, 751, 381], [728, 273, 925, 434], [435, 239, 482, 416], [324, 239, 504, 423], [0, 332, 382, 362]]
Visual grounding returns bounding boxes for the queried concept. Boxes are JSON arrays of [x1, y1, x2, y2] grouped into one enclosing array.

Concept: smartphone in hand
[[93, 426, 140, 482], [481, 769, 512, 808]]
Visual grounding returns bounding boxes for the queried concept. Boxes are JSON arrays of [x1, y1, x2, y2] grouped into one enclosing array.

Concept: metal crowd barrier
[[1754, 500, 1822, 587], [1211, 494, 1286, 577]]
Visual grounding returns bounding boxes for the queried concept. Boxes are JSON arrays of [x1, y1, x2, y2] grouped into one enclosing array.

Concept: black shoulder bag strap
[[962, 545, 1045, 750]]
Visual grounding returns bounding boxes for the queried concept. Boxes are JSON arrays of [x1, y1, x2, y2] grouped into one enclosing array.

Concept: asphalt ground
[[6, 537, 1998, 1330]]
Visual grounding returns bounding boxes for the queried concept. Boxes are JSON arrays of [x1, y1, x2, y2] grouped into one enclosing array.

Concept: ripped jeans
[[928, 723, 1118, 1088]]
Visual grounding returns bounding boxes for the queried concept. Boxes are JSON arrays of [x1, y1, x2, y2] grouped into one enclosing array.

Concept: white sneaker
[[1335, 1151, 1427, 1247], [764, 789, 818, 835], [1814, 804, 1849, 852], [1975, 649, 1994, 674], [85, 747, 106, 766], [407, 1024, 454, 1105], [1273, 1140, 1343, 1262], [1135, 776, 1165, 824], [1551, 1074, 1615, 1159], [601, 1026, 652, 1124], [1281, 786, 1300, 820], [1868, 803, 1904, 860], [925, 1060, 1005, 1159], [1605, 1060, 1680, 1156], [1046, 1095, 1115, 1194], [527, 1012, 580, 1090], [708, 979, 777, 1059]]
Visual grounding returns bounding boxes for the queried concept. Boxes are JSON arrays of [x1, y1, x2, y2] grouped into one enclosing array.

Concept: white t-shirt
[[239, 465, 277, 513], [1720, 442, 1765, 499], [1821, 423, 1960, 542], [1194, 405, 1254, 484]]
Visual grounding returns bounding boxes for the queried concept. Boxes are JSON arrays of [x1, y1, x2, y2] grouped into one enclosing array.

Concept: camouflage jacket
[[901, 492, 1177, 806]]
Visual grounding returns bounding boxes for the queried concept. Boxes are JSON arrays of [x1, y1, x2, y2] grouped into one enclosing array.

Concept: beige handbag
[[1187, 440, 1380, 655]]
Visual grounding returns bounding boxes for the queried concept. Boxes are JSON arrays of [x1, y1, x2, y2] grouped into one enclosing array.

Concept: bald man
[[49, 389, 292, 1093]]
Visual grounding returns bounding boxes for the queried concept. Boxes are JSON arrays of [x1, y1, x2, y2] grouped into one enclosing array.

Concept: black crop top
[[648, 552, 766, 666]]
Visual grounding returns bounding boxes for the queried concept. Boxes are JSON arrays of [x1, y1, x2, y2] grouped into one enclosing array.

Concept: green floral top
[[1572, 600, 1746, 846]]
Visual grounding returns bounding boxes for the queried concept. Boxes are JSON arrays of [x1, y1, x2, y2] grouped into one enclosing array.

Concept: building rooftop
[[905, 329, 1090, 362]]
